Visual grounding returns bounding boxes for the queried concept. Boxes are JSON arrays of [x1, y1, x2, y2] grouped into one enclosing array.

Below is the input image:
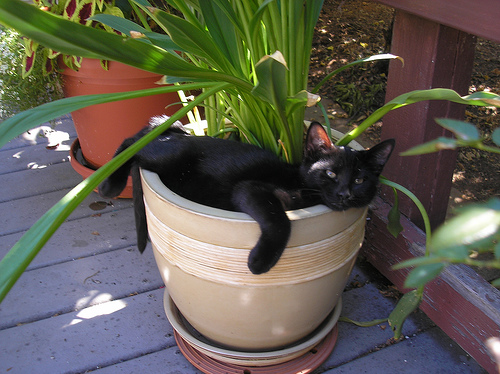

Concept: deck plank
[[322, 327, 484, 373], [0, 208, 137, 270], [0, 246, 162, 329], [0, 289, 173, 374], [0, 188, 133, 237]]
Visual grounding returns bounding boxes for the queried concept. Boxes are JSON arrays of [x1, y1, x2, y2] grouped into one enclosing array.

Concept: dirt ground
[[309, 0, 500, 206]]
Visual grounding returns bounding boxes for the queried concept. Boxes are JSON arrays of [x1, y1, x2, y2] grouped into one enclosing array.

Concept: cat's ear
[[305, 122, 334, 155], [364, 139, 395, 174]]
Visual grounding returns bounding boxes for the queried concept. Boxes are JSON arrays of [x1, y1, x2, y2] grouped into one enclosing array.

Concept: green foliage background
[[0, 25, 63, 122]]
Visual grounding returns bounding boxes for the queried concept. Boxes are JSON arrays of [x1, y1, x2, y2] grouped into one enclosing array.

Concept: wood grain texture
[[379, 11, 476, 229]]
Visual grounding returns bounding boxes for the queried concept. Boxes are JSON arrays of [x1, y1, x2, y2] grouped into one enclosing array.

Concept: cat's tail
[[131, 164, 148, 253], [98, 135, 149, 252]]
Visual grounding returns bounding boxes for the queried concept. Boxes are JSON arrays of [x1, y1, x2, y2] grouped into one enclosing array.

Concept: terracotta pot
[[60, 58, 182, 170], [140, 137, 368, 352]]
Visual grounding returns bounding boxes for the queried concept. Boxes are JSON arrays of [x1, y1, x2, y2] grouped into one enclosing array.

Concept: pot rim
[[142, 168, 338, 223]]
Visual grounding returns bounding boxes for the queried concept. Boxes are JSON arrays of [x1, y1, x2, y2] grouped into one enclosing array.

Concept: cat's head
[[301, 122, 395, 211]]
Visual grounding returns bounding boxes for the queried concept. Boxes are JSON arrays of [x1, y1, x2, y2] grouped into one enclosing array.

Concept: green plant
[[394, 118, 500, 288], [1, 0, 500, 344], [345, 117, 500, 339], [0, 25, 63, 120], [21, 0, 160, 76]]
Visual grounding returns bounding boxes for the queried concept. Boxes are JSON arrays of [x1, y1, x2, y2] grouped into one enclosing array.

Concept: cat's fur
[[99, 116, 395, 274]]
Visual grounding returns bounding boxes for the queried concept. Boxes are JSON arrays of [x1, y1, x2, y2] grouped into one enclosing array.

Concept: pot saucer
[[69, 138, 133, 198], [164, 288, 340, 369], [174, 327, 337, 374]]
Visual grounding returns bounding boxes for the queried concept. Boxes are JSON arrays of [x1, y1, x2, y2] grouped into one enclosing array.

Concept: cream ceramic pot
[[141, 153, 367, 350]]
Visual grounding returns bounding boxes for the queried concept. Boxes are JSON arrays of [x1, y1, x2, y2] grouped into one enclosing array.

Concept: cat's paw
[[247, 248, 281, 275], [98, 182, 122, 198], [248, 258, 271, 275]]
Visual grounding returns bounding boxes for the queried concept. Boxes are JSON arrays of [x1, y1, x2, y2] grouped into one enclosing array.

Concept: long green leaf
[[380, 177, 432, 249], [200, 0, 241, 69], [91, 13, 149, 34], [312, 53, 402, 94], [91, 14, 180, 51], [0, 83, 218, 148], [400, 137, 459, 156], [151, 8, 235, 74], [0, 83, 230, 303], [0, 0, 252, 90], [0, 0, 187, 73], [387, 187, 404, 238], [252, 52, 288, 114], [337, 89, 500, 146]]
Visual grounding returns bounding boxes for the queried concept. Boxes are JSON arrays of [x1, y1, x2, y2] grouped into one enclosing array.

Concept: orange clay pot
[[61, 58, 182, 197]]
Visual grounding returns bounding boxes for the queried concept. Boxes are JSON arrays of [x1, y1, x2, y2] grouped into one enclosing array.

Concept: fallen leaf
[[89, 201, 108, 210]]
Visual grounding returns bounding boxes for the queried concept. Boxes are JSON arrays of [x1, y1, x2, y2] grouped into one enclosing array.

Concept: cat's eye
[[354, 178, 364, 185], [326, 170, 336, 179]]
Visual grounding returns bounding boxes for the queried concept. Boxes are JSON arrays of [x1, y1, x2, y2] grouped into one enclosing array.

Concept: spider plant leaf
[[387, 187, 404, 238], [0, 0, 253, 91], [91, 14, 181, 51], [312, 54, 401, 94], [151, 9, 234, 73], [200, 0, 241, 68], [337, 89, 500, 146], [0, 84, 229, 303], [252, 51, 287, 113], [285, 90, 310, 117], [249, 0, 275, 38], [0, 83, 220, 148]]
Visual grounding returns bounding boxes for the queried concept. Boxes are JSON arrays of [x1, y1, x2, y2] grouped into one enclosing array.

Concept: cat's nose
[[337, 190, 351, 200]]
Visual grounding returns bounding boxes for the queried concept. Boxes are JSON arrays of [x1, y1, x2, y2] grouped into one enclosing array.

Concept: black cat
[[99, 117, 395, 274]]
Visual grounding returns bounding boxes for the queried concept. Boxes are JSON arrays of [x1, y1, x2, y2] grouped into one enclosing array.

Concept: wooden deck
[[0, 117, 486, 373]]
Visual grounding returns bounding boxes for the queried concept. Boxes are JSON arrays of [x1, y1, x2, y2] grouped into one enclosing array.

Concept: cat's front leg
[[231, 181, 291, 274]]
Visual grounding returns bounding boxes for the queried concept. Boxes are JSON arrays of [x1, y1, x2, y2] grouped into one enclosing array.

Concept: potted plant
[[21, 0, 183, 197], [1, 0, 500, 371]]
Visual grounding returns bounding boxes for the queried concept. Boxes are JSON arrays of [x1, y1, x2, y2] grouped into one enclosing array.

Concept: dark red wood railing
[[366, 2, 500, 372]]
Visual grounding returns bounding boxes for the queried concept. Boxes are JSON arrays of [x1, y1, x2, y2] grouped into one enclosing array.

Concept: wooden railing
[[366, 1, 500, 373]]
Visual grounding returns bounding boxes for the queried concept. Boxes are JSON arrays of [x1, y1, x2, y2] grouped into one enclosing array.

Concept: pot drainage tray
[[163, 288, 341, 367]]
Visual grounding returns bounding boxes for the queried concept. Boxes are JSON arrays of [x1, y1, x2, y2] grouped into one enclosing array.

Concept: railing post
[[380, 10, 476, 229]]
